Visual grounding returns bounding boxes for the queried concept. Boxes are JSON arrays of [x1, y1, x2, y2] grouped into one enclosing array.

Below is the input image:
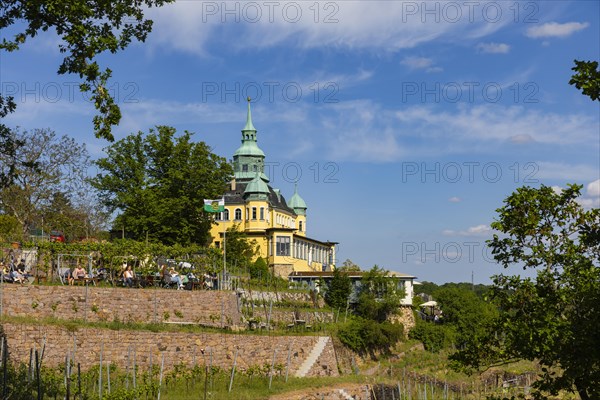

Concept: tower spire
[[242, 97, 256, 133]]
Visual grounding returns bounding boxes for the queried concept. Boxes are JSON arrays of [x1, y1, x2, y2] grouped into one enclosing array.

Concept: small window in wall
[[223, 209, 230, 221], [234, 208, 242, 220], [214, 212, 221, 221], [260, 207, 264, 220], [276, 236, 290, 256], [242, 164, 248, 172], [253, 164, 257, 171], [215, 241, 220, 248], [252, 207, 257, 220], [299, 221, 303, 232]]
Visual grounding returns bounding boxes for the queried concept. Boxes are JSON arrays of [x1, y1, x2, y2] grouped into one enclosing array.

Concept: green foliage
[[452, 184, 600, 400], [224, 224, 258, 271], [417, 281, 491, 298], [338, 317, 404, 356], [338, 258, 361, 271], [0, 0, 173, 141], [409, 321, 456, 353], [0, 213, 21, 241], [335, 266, 406, 356], [324, 268, 351, 310], [248, 256, 269, 280], [355, 266, 405, 323], [0, 128, 97, 239], [569, 59, 600, 101], [91, 126, 233, 246]]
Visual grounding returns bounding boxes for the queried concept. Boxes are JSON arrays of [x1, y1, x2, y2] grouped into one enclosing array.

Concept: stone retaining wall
[[0, 285, 241, 327], [1, 322, 338, 377]]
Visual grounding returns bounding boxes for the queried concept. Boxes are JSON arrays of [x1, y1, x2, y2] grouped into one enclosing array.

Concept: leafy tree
[[248, 256, 269, 280], [408, 321, 455, 353], [338, 317, 404, 356], [91, 126, 233, 246], [451, 184, 600, 400], [0, 214, 21, 242], [324, 268, 352, 310], [1, 0, 173, 141], [223, 224, 258, 272], [569, 60, 600, 101], [0, 128, 93, 239], [339, 258, 361, 271], [355, 266, 405, 323]]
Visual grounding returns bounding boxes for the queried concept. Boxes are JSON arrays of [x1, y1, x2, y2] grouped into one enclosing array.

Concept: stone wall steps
[[294, 336, 329, 378]]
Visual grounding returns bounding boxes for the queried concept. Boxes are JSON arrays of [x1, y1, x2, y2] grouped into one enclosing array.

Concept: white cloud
[[534, 162, 600, 182], [394, 104, 599, 148], [400, 57, 443, 73], [401, 56, 434, 69], [508, 134, 535, 144], [476, 42, 510, 54], [587, 179, 600, 198], [526, 22, 589, 39], [147, 1, 512, 54], [581, 179, 600, 208], [443, 224, 492, 237], [448, 197, 462, 203]]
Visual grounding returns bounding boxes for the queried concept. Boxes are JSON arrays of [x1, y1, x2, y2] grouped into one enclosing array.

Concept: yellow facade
[[208, 101, 336, 277]]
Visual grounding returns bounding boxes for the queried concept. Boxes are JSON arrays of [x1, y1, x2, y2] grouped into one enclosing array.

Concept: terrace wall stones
[[0, 285, 241, 327], [1, 322, 339, 377]]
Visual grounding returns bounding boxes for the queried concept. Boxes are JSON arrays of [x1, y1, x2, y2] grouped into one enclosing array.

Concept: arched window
[[223, 209, 230, 221], [234, 208, 242, 220]]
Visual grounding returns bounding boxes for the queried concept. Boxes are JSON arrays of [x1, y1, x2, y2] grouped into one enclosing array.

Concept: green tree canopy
[[0, 128, 94, 240], [569, 60, 600, 101], [91, 126, 233, 246], [0, 0, 173, 141], [223, 224, 258, 272], [451, 184, 600, 400], [355, 266, 405, 323], [324, 268, 352, 310]]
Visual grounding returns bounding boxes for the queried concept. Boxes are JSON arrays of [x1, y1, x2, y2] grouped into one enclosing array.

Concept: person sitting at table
[[70, 264, 86, 285], [10, 265, 26, 284], [169, 267, 184, 290], [123, 265, 135, 287]]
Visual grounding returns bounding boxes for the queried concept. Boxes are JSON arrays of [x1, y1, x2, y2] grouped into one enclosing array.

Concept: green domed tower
[[232, 98, 269, 182]]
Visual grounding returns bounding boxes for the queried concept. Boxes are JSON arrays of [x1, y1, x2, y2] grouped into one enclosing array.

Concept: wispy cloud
[[401, 56, 443, 73], [443, 224, 492, 237], [476, 42, 510, 54], [534, 162, 600, 182], [147, 1, 512, 55], [448, 197, 462, 203], [526, 22, 589, 39]]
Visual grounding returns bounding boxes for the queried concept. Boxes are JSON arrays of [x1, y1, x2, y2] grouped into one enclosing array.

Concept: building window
[[223, 209, 230, 221], [215, 241, 220, 248], [299, 221, 303, 232], [242, 164, 248, 172], [234, 208, 242, 220], [253, 164, 257, 171], [214, 212, 221, 221], [276, 236, 290, 256], [260, 207, 264, 220], [252, 207, 257, 220]]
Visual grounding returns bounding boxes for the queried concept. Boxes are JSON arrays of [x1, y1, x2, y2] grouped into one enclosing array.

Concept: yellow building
[[209, 99, 337, 277]]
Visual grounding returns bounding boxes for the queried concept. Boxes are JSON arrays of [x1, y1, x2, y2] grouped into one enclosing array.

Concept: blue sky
[[1, 1, 599, 283]]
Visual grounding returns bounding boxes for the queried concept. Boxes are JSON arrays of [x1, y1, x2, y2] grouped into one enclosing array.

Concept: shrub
[[338, 317, 404, 355], [408, 321, 456, 353]]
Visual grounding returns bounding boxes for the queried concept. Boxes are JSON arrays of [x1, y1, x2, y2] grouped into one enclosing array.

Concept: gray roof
[[224, 181, 296, 215]]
